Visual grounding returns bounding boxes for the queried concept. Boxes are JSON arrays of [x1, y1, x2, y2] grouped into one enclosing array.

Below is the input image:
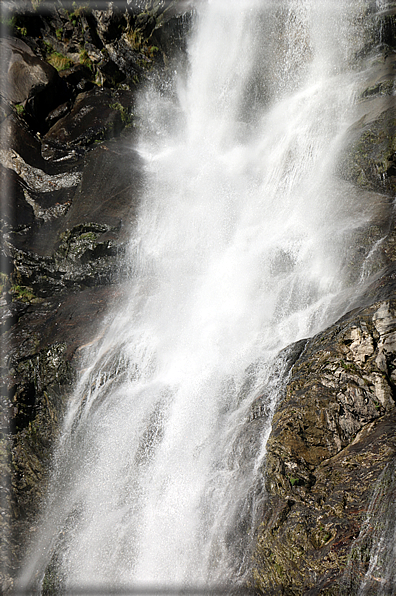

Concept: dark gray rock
[[340, 104, 396, 195], [92, 3, 128, 44], [338, 50, 396, 196], [378, 7, 396, 47], [6, 135, 141, 257], [95, 56, 127, 87], [0, 165, 34, 232], [1, 282, 126, 587], [58, 64, 93, 90], [44, 101, 72, 129], [0, 111, 77, 176], [41, 87, 134, 161], [64, 137, 142, 232], [0, 37, 46, 104], [0, 3, 195, 592]]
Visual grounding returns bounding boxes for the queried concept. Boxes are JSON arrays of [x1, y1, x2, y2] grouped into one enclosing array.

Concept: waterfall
[[18, 0, 379, 592]]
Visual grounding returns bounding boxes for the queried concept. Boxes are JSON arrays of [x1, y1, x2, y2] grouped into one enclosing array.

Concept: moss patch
[[47, 51, 73, 72], [10, 285, 37, 304]]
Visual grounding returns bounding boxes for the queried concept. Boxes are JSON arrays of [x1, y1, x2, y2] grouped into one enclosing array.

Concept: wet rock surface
[[0, 37, 68, 125], [41, 87, 134, 161], [339, 49, 396, 195]]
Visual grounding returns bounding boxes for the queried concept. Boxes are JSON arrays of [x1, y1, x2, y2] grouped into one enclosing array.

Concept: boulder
[[0, 37, 51, 104], [0, 37, 68, 128], [0, 111, 78, 176], [63, 137, 142, 232], [0, 112, 82, 245]]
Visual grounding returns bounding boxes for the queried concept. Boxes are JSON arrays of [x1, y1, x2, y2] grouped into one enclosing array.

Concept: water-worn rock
[[252, 17, 396, 592], [0, 165, 34, 232], [1, 284, 125, 586], [1, 3, 194, 591], [341, 102, 396, 195], [6, 223, 121, 297], [8, 137, 142, 258], [4, 136, 142, 301], [6, 2, 396, 594], [338, 32, 396, 196]]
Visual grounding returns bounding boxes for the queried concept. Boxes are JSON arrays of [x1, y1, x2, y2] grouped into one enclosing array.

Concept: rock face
[[0, 37, 68, 124], [0, 1, 193, 591], [253, 296, 396, 594]]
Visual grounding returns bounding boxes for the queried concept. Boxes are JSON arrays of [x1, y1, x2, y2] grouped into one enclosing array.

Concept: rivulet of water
[[340, 461, 396, 595], [356, 462, 396, 596], [18, 0, 383, 592]]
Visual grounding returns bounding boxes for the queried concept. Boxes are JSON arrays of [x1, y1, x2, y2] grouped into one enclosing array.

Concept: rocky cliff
[[0, 1, 395, 594]]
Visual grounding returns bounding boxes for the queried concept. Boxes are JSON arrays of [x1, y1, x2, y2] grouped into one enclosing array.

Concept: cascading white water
[[19, 0, 381, 591]]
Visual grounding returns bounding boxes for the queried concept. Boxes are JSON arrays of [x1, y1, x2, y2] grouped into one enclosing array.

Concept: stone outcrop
[[253, 295, 396, 594], [0, 37, 68, 125]]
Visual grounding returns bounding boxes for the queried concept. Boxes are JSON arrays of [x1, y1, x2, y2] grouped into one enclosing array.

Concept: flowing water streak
[[356, 462, 396, 595], [18, 0, 376, 591], [340, 461, 396, 595]]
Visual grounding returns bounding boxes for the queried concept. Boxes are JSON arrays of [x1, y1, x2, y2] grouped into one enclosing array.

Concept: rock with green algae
[[336, 1, 396, 198], [0, 282, 127, 591], [7, 221, 123, 298], [2, 2, 395, 594], [338, 44, 396, 197], [249, 28, 396, 592], [252, 298, 396, 595]]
